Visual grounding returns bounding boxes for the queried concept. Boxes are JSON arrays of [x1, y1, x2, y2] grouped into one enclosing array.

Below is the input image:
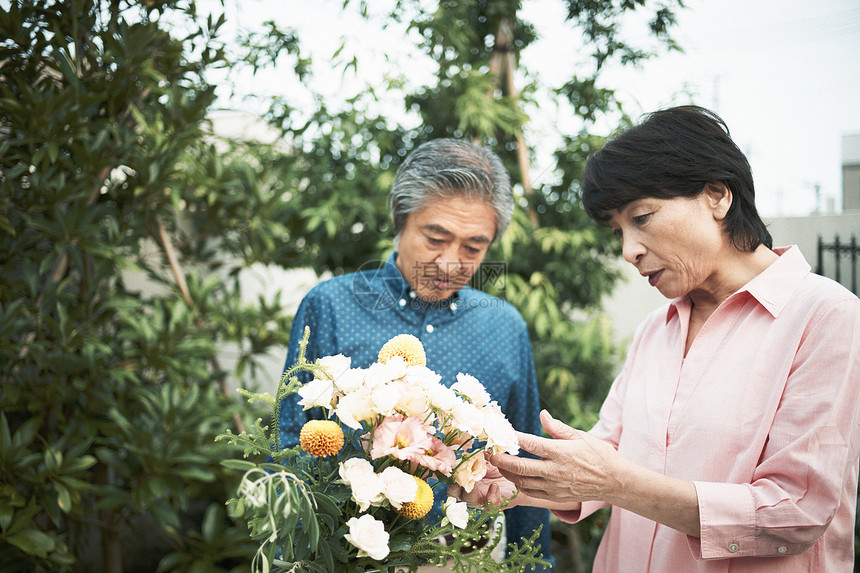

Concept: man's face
[[395, 195, 497, 302]]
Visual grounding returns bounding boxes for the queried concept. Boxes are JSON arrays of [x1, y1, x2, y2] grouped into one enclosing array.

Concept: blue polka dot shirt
[[278, 253, 553, 569]]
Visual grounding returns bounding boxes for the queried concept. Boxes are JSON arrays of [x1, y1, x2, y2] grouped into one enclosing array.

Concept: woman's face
[[606, 189, 730, 300]]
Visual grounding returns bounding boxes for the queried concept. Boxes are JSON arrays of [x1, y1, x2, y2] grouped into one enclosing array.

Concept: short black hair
[[581, 105, 772, 251]]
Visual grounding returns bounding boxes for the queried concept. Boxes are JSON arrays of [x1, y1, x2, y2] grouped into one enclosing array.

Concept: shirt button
[[425, 324, 434, 333], [450, 302, 458, 311], [399, 299, 406, 307], [777, 546, 787, 554], [728, 543, 739, 553], [408, 291, 417, 299]]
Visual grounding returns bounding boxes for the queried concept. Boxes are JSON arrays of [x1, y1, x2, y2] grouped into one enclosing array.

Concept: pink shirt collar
[[666, 245, 810, 323]]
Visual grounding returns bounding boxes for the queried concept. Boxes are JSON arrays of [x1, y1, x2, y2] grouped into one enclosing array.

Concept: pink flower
[[453, 452, 487, 493], [407, 435, 457, 477], [370, 415, 433, 462]]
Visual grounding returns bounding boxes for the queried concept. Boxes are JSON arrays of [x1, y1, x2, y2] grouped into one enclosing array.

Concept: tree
[[0, 1, 287, 570]]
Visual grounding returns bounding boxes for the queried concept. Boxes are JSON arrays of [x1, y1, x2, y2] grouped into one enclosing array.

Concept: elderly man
[[278, 138, 553, 568]]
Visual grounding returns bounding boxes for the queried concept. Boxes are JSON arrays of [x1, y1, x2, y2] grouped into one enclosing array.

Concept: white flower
[[450, 399, 484, 436], [296, 378, 334, 411], [344, 467, 385, 511], [442, 496, 469, 529], [370, 382, 399, 416], [317, 354, 351, 381], [334, 367, 365, 394], [338, 458, 375, 484], [451, 373, 491, 407], [391, 380, 430, 418], [344, 514, 390, 560], [403, 365, 442, 388], [364, 357, 408, 388], [427, 383, 460, 413], [335, 389, 375, 430], [482, 405, 519, 455], [378, 466, 418, 510], [453, 452, 487, 493]]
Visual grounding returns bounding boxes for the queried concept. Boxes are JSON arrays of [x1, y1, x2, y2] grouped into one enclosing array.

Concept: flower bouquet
[[217, 328, 546, 572]]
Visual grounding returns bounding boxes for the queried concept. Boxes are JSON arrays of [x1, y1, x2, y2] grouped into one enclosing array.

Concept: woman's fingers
[[540, 409, 581, 440]]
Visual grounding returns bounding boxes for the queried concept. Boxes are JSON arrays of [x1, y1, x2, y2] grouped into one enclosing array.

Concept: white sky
[[215, 0, 860, 218]]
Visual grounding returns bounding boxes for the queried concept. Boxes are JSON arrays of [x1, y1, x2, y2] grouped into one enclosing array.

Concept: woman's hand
[[490, 410, 622, 506], [447, 456, 569, 511], [488, 409, 701, 536]]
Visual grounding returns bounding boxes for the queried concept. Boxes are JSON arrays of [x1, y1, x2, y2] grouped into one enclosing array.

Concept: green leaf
[[54, 481, 72, 513], [0, 413, 11, 454], [64, 454, 97, 473], [6, 528, 56, 557], [0, 506, 13, 532], [220, 459, 257, 471], [174, 467, 216, 482]]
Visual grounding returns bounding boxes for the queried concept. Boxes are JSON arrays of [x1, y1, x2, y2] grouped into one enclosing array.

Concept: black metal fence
[[816, 235, 859, 295]]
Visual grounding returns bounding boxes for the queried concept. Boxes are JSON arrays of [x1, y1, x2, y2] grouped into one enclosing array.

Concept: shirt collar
[[665, 245, 810, 322], [736, 245, 810, 318]]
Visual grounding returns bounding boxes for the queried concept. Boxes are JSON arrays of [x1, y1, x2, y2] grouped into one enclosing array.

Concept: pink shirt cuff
[[550, 501, 609, 524], [693, 481, 816, 559]]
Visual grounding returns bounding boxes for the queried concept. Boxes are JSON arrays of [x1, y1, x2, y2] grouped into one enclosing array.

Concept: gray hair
[[388, 138, 514, 242]]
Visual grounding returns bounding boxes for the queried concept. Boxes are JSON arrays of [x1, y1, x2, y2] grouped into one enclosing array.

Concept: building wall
[[844, 133, 860, 212], [844, 164, 860, 212]]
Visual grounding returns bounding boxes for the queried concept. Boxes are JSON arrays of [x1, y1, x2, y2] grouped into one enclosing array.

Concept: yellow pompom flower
[[299, 420, 344, 457], [395, 476, 433, 519], [378, 334, 426, 367]]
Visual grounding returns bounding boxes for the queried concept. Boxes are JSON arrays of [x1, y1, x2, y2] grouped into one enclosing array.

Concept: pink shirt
[[554, 246, 860, 572]]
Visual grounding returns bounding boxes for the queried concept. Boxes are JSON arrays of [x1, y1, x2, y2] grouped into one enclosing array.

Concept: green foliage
[[0, 1, 288, 570]]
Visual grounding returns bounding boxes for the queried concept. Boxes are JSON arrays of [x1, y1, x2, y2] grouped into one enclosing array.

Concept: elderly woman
[[452, 106, 860, 571]]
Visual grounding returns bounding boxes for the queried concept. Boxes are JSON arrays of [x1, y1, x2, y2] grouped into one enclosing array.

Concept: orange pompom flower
[[395, 476, 433, 519], [299, 420, 344, 457], [378, 334, 426, 367]]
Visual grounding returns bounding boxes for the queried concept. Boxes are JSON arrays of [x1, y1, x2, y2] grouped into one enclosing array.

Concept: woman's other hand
[[491, 410, 620, 506]]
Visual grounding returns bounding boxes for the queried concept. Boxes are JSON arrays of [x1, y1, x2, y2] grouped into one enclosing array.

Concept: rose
[[442, 496, 469, 529], [344, 514, 390, 560], [338, 457, 375, 483], [339, 458, 385, 511], [378, 466, 419, 509]]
